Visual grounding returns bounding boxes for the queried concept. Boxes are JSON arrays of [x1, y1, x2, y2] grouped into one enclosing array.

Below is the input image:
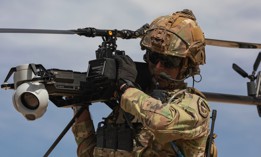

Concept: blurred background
[[0, 0, 261, 156]]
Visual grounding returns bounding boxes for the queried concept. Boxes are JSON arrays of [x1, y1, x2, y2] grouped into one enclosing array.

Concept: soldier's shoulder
[[186, 87, 206, 99]]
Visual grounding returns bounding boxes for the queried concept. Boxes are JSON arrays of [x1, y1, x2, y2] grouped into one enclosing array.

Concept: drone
[[1, 25, 261, 156]]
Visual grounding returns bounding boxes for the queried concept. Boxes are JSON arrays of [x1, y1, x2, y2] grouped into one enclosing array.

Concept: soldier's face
[[144, 50, 181, 88], [144, 51, 180, 78], [147, 57, 180, 88]]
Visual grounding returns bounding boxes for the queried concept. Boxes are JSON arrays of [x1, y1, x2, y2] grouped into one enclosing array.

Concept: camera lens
[[21, 92, 39, 110]]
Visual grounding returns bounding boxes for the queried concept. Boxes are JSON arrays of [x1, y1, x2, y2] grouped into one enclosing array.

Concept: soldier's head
[[141, 9, 206, 88]]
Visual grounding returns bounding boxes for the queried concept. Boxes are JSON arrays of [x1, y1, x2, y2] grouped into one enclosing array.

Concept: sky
[[0, 0, 261, 157]]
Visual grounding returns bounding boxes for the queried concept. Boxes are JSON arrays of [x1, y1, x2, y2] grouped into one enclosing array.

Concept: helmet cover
[[141, 9, 206, 77]]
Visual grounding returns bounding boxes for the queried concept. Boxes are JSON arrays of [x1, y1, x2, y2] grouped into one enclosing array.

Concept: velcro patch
[[197, 98, 210, 118]]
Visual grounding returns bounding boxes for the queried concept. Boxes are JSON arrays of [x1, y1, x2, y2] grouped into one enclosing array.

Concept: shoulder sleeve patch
[[197, 98, 210, 118]]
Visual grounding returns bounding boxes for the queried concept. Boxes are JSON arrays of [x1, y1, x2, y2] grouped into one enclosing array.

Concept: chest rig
[[94, 105, 143, 156]]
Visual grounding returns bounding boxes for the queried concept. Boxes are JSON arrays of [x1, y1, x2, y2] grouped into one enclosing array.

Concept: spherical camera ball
[[12, 82, 49, 120]]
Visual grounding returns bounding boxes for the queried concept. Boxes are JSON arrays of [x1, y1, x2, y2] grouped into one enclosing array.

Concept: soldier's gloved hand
[[114, 55, 137, 94]]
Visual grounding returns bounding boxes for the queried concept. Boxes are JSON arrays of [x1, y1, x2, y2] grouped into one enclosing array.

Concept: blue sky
[[0, 0, 261, 156]]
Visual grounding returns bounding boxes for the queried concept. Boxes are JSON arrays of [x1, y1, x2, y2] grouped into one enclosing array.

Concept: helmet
[[141, 9, 206, 78]]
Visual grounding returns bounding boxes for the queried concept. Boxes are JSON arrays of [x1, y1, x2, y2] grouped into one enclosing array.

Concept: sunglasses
[[146, 50, 181, 68]]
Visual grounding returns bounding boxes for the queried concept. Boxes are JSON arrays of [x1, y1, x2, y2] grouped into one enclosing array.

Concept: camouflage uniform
[[72, 86, 210, 157], [72, 9, 213, 157], [120, 87, 210, 157]]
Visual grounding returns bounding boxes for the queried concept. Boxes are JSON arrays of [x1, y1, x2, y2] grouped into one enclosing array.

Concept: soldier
[[72, 9, 215, 157]]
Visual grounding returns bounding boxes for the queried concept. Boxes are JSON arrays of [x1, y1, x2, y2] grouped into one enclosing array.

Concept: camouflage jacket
[[72, 87, 210, 157]]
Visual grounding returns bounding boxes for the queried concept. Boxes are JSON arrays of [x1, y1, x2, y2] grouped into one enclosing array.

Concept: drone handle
[[2, 67, 16, 84], [43, 106, 86, 157]]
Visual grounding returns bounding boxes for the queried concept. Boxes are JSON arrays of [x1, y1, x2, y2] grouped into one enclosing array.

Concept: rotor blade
[[1, 28, 261, 48], [206, 38, 261, 49], [0, 28, 77, 35], [203, 92, 261, 106], [0, 25, 147, 39], [253, 52, 261, 72]]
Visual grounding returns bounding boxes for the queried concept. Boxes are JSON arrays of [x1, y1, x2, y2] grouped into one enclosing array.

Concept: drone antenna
[[232, 63, 249, 78], [253, 52, 261, 73], [233, 53, 261, 117]]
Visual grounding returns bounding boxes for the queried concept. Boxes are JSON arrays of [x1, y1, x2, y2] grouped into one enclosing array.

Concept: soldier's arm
[[120, 88, 210, 144], [72, 108, 96, 157]]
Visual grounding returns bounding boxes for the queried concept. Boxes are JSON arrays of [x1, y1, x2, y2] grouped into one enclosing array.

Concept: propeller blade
[[253, 52, 261, 72], [232, 63, 249, 78], [0, 28, 77, 35], [206, 38, 261, 49]]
